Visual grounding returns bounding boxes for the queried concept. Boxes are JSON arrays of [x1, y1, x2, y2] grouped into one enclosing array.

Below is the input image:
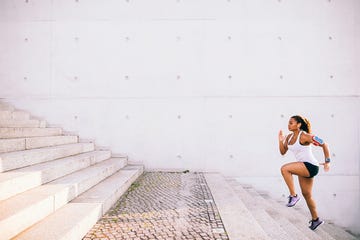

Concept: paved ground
[[83, 172, 229, 240]]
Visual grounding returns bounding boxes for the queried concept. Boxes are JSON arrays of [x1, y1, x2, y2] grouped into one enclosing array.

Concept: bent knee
[[280, 165, 288, 175]]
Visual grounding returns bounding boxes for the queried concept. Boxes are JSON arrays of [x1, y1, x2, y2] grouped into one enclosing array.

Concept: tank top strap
[[298, 131, 303, 142], [287, 133, 294, 145]]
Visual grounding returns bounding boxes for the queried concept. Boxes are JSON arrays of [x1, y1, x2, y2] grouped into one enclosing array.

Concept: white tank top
[[287, 131, 319, 166]]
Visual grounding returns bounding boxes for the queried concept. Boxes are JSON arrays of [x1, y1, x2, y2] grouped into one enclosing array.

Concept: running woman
[[278, 115, 331, 230]]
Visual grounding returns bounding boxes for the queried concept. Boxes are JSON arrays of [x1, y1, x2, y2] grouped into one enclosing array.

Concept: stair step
[[231, 184, 310, 240], [73, 165, 144, 213], [276, 216, 313, 240], [229, 180, 357, 240], [0, 150, 111, 201], [0, 135, 78, 153], [0, 142, 95, 172], [15, 203, 103, 240], [26, 135, 79, 149], [0, 110, 30, 120], [14, 165, 144, 240], [49, 157, 127, 206], [0, 157, 127, 240], [0, 138, 25, 153], [293, 203, 359, 240], [204, 173, 270, 240], [0, 127, 63, 138], [227, 180, 306, 240], [251, 209, 292, 240], [0, 119, 46, 128], [321, 223, 359, 240], [244, 186, 336, 240], [0, 103, 14, 111]]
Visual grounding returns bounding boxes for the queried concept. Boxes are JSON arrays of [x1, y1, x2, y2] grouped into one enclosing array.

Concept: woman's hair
[[291, 115, 312, 133]]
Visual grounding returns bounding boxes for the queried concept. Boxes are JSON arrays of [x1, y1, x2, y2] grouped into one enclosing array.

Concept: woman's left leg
[[299, 175, 325, 230], [298, 176, 318, 220]]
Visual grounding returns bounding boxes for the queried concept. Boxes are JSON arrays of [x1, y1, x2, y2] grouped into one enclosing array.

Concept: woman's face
[[288, 118, 301, 131]]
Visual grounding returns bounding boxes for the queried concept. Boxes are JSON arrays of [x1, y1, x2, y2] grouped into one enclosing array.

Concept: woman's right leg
[[280, 162, 310, 196], [298, 176, 318, 219]]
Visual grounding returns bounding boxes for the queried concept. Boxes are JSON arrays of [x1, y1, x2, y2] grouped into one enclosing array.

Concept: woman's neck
[[292, 129, 300, 135]]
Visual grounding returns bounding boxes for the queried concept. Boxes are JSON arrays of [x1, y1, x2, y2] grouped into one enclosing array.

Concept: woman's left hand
[[320, 162, 330, 172]]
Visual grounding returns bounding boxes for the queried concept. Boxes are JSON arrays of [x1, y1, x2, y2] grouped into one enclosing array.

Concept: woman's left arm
[[302, 133, 331, 172]]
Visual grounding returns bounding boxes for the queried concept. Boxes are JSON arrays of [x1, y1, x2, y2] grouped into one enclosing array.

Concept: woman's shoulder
[[300, 131, 313, 142], [300, 131, 312, 137]]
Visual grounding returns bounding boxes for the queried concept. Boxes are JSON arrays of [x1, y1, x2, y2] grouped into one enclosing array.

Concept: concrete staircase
[[0, 102, 144, 240], [205, 173, 359, 240]]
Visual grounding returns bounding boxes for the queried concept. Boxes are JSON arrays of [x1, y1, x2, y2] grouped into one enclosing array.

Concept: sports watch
[[325, 158, 331, 163]]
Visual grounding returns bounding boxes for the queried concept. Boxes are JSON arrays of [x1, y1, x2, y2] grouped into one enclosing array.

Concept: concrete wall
[[0, 0, 359, 234]]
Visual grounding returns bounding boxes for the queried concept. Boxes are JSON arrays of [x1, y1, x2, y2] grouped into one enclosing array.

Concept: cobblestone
[[83, 172, 229, 240]]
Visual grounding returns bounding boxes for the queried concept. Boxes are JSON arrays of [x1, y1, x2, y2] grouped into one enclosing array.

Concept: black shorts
[[303, 162, 319, 178]]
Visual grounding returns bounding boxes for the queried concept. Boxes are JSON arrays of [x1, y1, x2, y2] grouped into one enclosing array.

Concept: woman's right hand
[[278, 130, 286, 142], [278, 130, 288, 155]]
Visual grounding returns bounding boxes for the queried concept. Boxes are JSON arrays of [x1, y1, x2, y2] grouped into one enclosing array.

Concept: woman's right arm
[[278, 130, 288, 155]]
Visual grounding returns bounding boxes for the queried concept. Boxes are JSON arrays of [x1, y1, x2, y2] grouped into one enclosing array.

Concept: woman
[[278, 115, 331, 230]]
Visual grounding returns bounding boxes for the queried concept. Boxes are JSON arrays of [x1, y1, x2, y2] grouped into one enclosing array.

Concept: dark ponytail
[[291, 115, 312, 133]]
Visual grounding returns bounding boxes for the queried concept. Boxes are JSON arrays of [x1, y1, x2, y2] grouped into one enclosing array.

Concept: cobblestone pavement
[[83, 172, 229, 240]]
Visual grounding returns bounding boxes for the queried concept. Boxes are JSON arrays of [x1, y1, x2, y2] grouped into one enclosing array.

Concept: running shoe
[[309, 218, 324, 230], [286, 194, 300, 207]]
